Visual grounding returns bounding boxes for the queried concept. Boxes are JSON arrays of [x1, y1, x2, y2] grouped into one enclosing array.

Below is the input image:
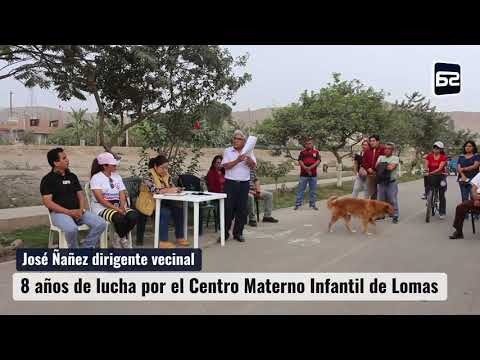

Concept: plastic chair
[[47, 209, 92, 249], [84, 182, 132, 248]]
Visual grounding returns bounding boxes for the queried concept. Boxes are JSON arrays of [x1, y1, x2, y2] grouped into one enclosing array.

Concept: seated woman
[[89, 152, 139, 248], [206, 155, 225, 193], [205, 155, 225, 230], [136, 155, 188, 248]]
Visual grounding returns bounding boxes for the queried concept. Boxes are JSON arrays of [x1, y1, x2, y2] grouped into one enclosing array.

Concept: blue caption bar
[[16, 249, 201, 272]]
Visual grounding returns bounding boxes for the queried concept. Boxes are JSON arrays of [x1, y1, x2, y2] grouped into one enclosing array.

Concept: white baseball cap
[[97, 152, 120, 165], [433, 141, 444, 149]]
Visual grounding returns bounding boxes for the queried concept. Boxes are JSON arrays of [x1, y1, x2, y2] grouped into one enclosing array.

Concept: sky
[[0, 45, 479, 113]]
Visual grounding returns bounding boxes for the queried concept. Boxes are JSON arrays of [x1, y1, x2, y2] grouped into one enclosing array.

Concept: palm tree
[[70, 108, 88, 145]]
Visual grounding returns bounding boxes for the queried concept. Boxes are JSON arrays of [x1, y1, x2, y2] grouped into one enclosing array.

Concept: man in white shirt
[[450, 172, 480, 239], [221, 130, 257, 242]]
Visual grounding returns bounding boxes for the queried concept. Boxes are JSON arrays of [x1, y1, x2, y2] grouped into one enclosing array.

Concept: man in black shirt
[[40, 148, 106, 248]]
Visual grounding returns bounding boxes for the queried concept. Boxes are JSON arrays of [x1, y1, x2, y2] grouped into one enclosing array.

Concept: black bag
[[376, 162, 392, 184]]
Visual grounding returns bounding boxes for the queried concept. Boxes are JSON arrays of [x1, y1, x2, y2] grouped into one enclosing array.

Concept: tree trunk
[[93, 90, 108, 151], [333, 151, 343, 188]]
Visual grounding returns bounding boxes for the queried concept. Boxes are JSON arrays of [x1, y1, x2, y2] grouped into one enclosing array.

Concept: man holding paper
[[221, 130, 257, 242]]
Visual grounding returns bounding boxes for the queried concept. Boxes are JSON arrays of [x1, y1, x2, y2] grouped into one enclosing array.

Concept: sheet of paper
[[241, 136, 257, 156]]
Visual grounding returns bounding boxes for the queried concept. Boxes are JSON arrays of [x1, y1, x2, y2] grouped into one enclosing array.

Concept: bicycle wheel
[[426, 191, 432, 223], [432, 188, 438, 216]]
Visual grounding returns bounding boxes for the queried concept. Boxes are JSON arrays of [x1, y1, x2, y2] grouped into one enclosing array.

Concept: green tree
[[395, 92, 452, 169], [69, 108, 88, 145], [257, 73, 387, 187], [1, 45, 251, 151]]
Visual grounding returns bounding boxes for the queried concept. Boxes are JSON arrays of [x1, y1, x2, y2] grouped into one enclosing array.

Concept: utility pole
[[9, 91, 13, 117]]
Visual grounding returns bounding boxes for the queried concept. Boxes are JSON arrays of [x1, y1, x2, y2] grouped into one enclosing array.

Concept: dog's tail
[[327, 195, 339, 209]]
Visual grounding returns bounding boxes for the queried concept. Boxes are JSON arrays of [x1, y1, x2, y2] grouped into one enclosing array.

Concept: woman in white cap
[[422, 141, 448, 219], [89, 152, 139, 248]]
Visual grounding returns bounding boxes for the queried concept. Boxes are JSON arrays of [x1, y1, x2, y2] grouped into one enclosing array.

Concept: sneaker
[[392, 217, 398, 224], [310, 206, 319, 211], [111, 234, 122, 249], [294, 206, 300, 210], [249, 220, 258, 227], [449, 231, 464, 239], [439, 214, 446, 220], [376, 216, 385, 221], [119, 237, 130, 248], [262, 216, 279, 223], [421, 193, 427, 200]]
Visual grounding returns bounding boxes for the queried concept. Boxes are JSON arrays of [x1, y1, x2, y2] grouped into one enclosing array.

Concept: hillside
[[2, 106, 480, 134], [231, 107, 480, 134]]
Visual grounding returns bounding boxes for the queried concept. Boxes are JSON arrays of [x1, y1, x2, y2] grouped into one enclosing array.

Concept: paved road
[[2, 176, 480, 314]]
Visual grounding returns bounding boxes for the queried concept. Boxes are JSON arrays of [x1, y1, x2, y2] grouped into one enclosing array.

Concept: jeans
[[51, 211, 107, 248], [295, 176, 317, 207], [159, 206, 184, 241], [224, 179, 250, 237], [352, 176, 368, 198], [377, 181, 399, 218], [459, 182, 472, 202], [248, 191, 273, 221]]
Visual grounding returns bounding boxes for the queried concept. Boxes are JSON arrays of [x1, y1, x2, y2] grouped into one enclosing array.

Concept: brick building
[[0, 107, 72, 144]]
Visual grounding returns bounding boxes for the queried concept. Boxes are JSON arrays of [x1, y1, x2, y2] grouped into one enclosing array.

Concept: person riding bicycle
[[422, 141, 448, 220]]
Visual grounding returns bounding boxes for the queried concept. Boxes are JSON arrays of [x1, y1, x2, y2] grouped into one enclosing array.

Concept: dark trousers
[[424, 176, 447, 215], [136, 205, 184, 243], [224, 179, 250, 237], [136, 212, 151, 243], [459, 182, 472, 202], [100, 208, 139, 238], [367, 175, 378, 200], [453, 200, 480, 233]]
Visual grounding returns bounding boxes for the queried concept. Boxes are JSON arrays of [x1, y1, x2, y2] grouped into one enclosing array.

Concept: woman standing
[[89, 152, 138, 248], [457, 140, 480, 202], [423, 141, 448, 220], [135, 155, 187, 249], [352, 140, 370, 198], [206, 155, 225, 193]]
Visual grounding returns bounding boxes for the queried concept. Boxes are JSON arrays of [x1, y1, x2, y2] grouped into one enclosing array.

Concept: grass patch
[[0, 225, 50, 248], [397, 173, 423, 183], [268, 173, 423, 210], [259, 171, 353, 185], [270, 181, 353, 210]]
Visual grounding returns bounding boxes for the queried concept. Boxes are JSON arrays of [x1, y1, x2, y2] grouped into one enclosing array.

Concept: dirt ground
[[0, 145, 414, 209]]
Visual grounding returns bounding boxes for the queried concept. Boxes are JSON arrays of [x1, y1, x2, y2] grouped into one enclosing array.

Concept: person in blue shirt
[[457, 141, 480, 205]]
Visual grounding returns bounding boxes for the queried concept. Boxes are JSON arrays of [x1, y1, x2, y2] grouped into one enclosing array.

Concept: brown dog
[[327, 196, 395, 235]]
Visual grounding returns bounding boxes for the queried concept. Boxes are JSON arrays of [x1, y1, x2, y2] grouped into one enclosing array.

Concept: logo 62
[[434, 63, 460, 95], [436, 71, 460, 87]]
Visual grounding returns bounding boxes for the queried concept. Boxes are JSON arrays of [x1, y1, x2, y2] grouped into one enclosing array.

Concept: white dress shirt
[[470, 172, 480, 193], [222, 146, 257, 181]]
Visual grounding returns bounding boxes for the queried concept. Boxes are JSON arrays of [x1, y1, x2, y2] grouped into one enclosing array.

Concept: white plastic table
[[153, 191, 227, 248]]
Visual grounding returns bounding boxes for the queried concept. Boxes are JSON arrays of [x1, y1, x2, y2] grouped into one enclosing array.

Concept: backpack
[[376, 162, 392, 184]]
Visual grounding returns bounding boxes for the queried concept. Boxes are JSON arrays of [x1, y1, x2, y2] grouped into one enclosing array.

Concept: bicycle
[[424, 173, 443, 223]]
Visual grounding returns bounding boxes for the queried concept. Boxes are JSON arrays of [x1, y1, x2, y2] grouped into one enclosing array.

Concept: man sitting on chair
[[247, 169, 279, 226], [40, 148, 107, 248], [450, 171, 480, 239]]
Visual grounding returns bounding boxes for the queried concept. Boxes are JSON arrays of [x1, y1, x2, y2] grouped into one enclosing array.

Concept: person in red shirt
[[361, 134, 386, 199], [294, 139, 321, 210], [206, 155, 225, 193], [423, 141, 448, 219]]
